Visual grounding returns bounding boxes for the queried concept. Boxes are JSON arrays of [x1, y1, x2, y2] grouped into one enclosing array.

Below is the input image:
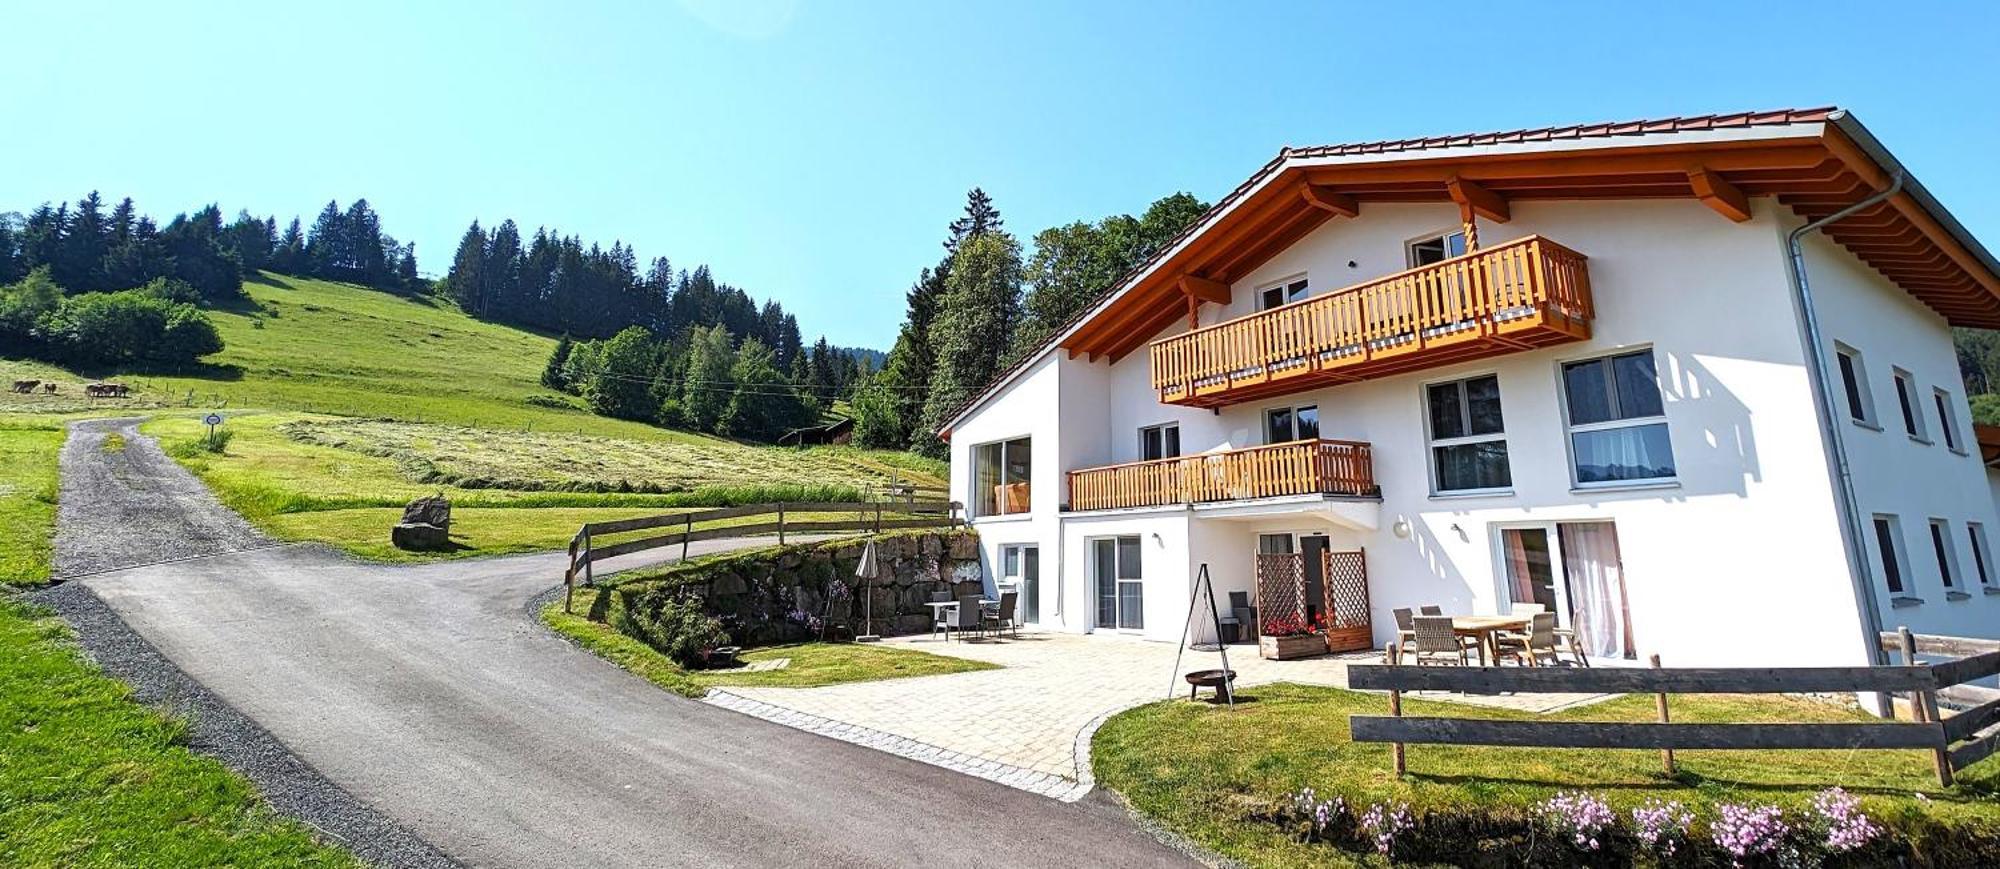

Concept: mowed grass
[[543, 588, 994, 697], [1093, 684, 2000, 869], [0, 420, 63, 587]]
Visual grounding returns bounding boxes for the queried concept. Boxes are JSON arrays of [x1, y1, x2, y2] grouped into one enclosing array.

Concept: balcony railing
[[1066, 438, 1376, 512], [1150, 235, 1593, 407]]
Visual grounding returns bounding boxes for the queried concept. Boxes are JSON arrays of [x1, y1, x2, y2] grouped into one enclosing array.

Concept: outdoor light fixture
[[1392, 518, 1412, 539]]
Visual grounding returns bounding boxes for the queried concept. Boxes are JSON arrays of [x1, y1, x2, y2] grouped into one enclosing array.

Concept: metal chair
[[947, 595, 985, 642], [1410, 615, 1471, 666], [983, 591, 1020, 638], [930, 592, 953, 639], [1495, 612, 1561, 667]]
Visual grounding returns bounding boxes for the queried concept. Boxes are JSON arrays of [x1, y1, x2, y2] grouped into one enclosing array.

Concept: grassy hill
[[1, 273, 943, 561]]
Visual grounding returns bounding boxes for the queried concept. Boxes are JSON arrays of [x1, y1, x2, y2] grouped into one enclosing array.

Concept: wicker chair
[[947, 595, 985, 642], [1386, 607, 1418, 663], [983, 590, 1020, 638], [1495, 612, 1562, 667], [1410, 616, 1471, 666], [1419, 605, 1444, 616]]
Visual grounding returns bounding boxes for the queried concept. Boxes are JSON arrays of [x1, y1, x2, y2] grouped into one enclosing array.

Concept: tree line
[[849, 187, 1211, 457]]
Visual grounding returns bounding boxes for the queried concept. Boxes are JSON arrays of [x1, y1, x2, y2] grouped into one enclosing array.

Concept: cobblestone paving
[[710, 632, 1612, 799]]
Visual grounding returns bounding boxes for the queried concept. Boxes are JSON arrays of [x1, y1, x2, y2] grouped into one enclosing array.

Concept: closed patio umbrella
[[855, 539, 884, 643]]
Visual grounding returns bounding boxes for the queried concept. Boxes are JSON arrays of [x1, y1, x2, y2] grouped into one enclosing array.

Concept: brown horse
[[10, 380, 38, 394], [42, 382, 57, 394]]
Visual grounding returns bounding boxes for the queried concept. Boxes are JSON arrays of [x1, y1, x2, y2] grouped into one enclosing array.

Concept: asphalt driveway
[[52, 419, 1192, 868]]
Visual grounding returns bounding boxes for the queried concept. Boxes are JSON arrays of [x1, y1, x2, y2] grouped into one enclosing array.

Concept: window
[[1969, 523, 1994, 588], [1093, 536, 1143, 630], [1934, 389, 1963, 452], [1560, 349, 1676, 486], [1408, 230, 1467, 267], [972, 436, 1031, 517], [1872, 515, 1908, 595], [1139, 423, 1180, 461], [1929, 518, 1960, 589], [1834, 344, 1877, 426], [1426, 374, 1510, 492], [1893, 369, 1926, 441], [1264, 404, 1319, 444], [1258, 277, 1308, 310]]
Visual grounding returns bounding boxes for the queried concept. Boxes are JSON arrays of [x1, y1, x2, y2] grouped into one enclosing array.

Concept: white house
[[940, 108, 2000, 668]]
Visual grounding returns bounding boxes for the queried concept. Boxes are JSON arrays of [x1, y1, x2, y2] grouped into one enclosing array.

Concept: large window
[[1929, 518, 1961, 590], [1561, 349, 1676, 486], [1893, 368, 1926, 442], [1426, 374, 1510, 493], [1408, 230, 1467, 267], [1934, 388, 1963, 452], [1258, 277, 1308, 310], [1834, 344, 1877, 427], [972, 436, 1031, 517], [1139, 423, 1180, 461], [1872, 515, 1909, 595], [1264, 404, 1319, 444]]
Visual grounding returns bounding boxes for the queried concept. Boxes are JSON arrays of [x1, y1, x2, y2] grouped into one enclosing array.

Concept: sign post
[[203, 412, 223, 448]]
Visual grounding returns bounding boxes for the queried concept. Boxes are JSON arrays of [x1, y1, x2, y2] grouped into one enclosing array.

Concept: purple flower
[[1359, 802, 1412, 856], [1711, 802, 1789, 864], [1536, 791, 1614, 851], [1285, 786, 1344, 836], [1811, 787, 1881, 853], [1631, 799, 1693, 856]]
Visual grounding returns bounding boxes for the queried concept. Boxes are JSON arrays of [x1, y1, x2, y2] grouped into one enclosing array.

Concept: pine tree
[[19, 204, 65, 280], [274, 218, 307, 273], [681, 324, 735, 433], [0, 214, 21, 285], [485, 219, 523, 319], [808, 336, 836, 394], [306, 201, 346, 279], [915, 231, 1023, 456], [59, 192, 109, 291], [160, 205, 242, 301], [443, 221, 488, 313], [343, 199, 387, 285]]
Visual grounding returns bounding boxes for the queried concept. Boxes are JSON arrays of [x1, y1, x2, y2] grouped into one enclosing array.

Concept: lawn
[[1093, 684, 2000, 868], [543, 587, 994, 697], [0, 420, 62, 587]]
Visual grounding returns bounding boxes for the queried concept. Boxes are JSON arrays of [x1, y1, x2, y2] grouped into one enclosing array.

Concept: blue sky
[[4, 1, 1997, 349]]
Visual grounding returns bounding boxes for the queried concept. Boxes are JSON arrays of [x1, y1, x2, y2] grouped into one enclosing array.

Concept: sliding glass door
[[1496, 521, 1635, 660], [1093, 536, 1143, 631]]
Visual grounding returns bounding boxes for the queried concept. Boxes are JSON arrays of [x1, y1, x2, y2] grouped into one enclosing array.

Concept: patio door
[[1000, 544, 1040, 624], [1497, 521, 1635, 660], [1093, 536, 1143, 631]]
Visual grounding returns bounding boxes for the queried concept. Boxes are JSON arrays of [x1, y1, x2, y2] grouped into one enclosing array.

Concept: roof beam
[[1178, 274, 1230, 304], [1301, 145, 1829, 187], [1299, 183, 1359, 217], [1687, 168, 1752, 222], [1446, 176, 1510, 222]]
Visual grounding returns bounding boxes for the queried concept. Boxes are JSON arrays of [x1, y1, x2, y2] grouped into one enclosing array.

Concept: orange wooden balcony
[[1066, 438, 1376, 512], [1150, 236, 1593, 408]]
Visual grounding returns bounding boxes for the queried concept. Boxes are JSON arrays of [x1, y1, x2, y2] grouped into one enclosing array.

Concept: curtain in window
[[1559, 523, 1634, 660]]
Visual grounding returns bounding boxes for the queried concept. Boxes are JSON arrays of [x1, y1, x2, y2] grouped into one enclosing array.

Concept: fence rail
[[1347, 628, 2000, 786], [562, 499, 961, 613]]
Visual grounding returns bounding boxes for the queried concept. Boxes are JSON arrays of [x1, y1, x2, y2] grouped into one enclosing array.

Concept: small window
[[1872, 515, 1908, 595], [1561, 349, 1675, 486], [1139, 423, 1180, 461], [1893, 369, 1926, 442], [1969, 523, 1994, 587], [1258, 277, 1308, 311], [1835, 345, 1875, 426], [1929, 518, 1960, 589], [1934, 389, 1963, 452], [1426, 374, 1511, 492], [972, 436, 1031, 517], [1264, 404, 1319, 444], [1408, 230, 1467, 267]]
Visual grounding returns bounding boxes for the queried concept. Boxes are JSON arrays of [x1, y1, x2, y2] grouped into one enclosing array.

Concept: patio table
[[1449, 615, 1530, 665], [925, 599, 999, 636]]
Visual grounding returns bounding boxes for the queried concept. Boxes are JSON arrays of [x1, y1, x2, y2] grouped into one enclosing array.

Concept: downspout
[[1782, 171, 1904, 676]]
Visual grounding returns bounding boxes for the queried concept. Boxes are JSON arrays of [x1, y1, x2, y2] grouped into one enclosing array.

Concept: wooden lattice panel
[[1255, 553, 1307, 634], [1321, 548, 1373, 652]]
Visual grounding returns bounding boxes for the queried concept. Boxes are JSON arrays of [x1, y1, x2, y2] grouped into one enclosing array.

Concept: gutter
[[1782, 168, 1904, 679]]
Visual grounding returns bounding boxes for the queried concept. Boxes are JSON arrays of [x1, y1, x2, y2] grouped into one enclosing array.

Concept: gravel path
[[51, 421, 1193, 868], [55, 417, 272, 579]]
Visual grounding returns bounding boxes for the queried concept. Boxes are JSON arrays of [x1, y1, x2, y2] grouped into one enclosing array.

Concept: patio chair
[[930, 593, 954, 639], [1552, 623, 1591, 667], [1419, 605, 1444, 616], [1229, 591, 1257, 641], [947, 595, 985, 642], [1410, 616, 1472, 666], [1511, 602, 1548, 614], [1389, 607, 1417, 662], [983, 590, 1020, 638], [1494, 612, 1561, 667]]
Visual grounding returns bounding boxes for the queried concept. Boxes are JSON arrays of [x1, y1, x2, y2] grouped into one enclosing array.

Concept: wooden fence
[[1347, 629, 2000, 786], [561, 498, 961, 613]]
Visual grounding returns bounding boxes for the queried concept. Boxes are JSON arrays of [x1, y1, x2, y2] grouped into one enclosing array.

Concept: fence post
[[874, 501, 882, 534], [1899, 627, 1925, 723], [682, 514, 692, 562], [778, 502, 787, 545], [1387, 641, 1406, 776], [1901, 628, 1954, 786], [581, 527, 594, 588], [1650, 653, 1675, 776], [564, 533, 578, 614]]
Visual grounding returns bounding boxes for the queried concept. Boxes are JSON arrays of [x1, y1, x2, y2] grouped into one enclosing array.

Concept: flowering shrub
[[1287, 786, 1346, 839], [1631, 798, 1694, 857], [1810, 787, 1881, 854], [1359, 802, 1412, 856], [1711, 802, 1791, 865], [1262, 613, 1314, 637], [1536, 790, 1615, 852]]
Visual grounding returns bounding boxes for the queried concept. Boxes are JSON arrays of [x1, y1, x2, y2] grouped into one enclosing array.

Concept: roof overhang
[[939, 108, 2000, 438]]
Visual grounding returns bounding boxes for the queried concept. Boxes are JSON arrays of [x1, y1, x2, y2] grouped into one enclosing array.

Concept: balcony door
[[1093, 536, 1143, 631], [1496, 521, 1635, 660]]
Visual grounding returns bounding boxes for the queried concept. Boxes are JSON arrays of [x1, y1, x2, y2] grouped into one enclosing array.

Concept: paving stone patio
[[707, 631, 1613, 799]]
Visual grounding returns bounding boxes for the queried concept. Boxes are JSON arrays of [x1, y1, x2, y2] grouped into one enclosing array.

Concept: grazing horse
[[42, 382, 56, 394], [109, 383, 130, 398], [10, 380, 38, 394], [85, 383, 108, 398]]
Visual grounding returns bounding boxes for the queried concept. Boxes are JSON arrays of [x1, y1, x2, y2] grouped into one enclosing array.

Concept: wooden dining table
[[1449, 614, 1532, 665]]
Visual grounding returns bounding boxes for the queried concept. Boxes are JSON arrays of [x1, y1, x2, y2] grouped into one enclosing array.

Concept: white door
[[1001, 545, 1040, 624], [1093, 537, 1143, 631]]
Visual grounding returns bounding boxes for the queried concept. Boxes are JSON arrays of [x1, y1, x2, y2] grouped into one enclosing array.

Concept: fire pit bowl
[[1183, 668, 1237, 702]]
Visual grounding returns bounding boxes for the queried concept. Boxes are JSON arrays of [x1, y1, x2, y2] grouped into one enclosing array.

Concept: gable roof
[[938, 107, 2000, 438]]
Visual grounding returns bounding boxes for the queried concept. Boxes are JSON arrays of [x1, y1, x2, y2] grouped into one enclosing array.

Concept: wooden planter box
[[1260, 633, 1325, 661], [1324, 625, 1372, 654]]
